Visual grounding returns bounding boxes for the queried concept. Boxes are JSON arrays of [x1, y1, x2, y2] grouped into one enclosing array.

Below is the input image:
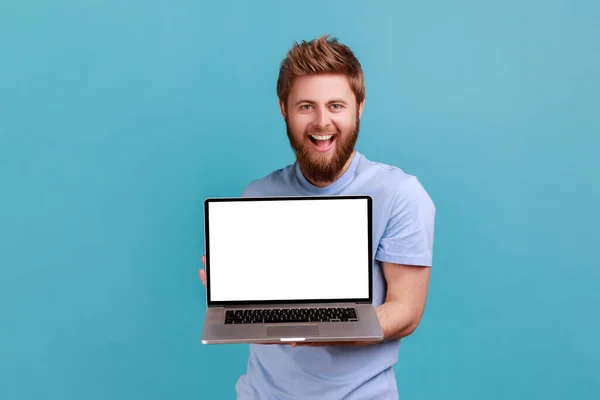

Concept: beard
[[286, 112, 360, 184]]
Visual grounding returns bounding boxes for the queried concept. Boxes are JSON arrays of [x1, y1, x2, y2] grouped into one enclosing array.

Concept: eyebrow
[[294, 98, 349, 106]]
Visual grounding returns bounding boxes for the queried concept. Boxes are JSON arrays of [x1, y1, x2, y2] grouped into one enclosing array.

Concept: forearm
[[346, 300, 420, 345], [298, 300, 421, 347], [315, 263, 429, 347], [375, 300, 420, 341]]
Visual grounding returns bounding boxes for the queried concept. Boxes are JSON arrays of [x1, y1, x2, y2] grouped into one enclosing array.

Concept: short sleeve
[[375, 176, 436, 266]]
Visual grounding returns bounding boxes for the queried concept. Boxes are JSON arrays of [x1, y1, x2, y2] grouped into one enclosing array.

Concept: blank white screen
[[207, 198, 370, 302]]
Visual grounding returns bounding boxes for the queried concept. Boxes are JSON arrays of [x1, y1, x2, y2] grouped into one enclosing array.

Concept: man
[[199, 35, 435, 399]]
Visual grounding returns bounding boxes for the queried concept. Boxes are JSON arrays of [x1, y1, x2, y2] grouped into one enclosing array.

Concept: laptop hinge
[[221, 301, 372, 308]]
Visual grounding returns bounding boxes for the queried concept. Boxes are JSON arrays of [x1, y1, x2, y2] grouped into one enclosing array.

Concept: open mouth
[[308, 134, 336, 152]]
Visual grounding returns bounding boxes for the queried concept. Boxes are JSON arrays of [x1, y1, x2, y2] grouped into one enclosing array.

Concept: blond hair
[[277, 35, 365, 107]]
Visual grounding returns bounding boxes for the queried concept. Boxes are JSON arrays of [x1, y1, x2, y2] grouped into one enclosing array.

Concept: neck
[[302, 151, 356, 188]]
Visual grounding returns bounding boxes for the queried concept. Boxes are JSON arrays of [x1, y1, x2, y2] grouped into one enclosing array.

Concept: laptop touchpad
[[266, 325, 319, 337]]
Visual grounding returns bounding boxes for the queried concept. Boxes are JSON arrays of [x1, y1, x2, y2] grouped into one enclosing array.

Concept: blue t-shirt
[[234, 151, 436, 400]]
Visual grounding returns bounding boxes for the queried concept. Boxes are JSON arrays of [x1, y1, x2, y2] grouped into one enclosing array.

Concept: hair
[[276, 35, 365, 108]]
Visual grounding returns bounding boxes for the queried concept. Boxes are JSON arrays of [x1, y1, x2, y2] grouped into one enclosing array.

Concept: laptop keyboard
[[225, 307, 358, 324]]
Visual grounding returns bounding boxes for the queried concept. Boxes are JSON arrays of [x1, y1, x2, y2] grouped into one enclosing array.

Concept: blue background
[[1, 0, 599, 399]]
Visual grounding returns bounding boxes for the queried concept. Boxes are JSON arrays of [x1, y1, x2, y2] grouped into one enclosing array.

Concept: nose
[[313, 106, 331, 130]]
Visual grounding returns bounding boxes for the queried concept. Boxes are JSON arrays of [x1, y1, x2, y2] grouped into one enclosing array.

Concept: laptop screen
[[204, 196, 371, 304]]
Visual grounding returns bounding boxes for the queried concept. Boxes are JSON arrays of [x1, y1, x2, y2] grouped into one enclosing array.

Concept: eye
[[300, 104, 313, 111], [330, 103, 344, 110]]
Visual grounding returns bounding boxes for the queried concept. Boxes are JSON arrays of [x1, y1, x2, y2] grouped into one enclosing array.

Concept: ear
[[279, 99, 287, 119], [358, 101, 365, 119]]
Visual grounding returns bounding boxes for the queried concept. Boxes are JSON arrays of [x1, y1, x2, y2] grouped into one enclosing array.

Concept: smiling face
[[281, 73, 364, 186]]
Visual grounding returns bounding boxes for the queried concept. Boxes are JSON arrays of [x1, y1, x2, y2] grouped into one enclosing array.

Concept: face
[[280, 73, 364, 185]]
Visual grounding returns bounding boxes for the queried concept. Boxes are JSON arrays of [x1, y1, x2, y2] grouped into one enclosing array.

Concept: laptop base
[[201, 303, 383, 345]]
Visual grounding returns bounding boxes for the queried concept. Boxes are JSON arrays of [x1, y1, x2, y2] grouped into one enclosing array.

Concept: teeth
[[310, 134, 333, 140]]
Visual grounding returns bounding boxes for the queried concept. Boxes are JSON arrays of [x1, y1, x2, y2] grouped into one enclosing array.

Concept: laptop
[[200, 195, 384, 345]]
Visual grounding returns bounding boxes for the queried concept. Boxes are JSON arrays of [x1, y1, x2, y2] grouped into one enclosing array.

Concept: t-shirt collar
[[295, 151, 361, 195]]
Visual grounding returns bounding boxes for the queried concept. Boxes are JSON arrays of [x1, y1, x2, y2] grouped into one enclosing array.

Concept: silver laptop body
[[200, 195, 383, 345]]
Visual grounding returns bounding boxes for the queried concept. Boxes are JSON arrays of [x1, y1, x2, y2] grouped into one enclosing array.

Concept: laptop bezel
[[203, 195, 373, 307]]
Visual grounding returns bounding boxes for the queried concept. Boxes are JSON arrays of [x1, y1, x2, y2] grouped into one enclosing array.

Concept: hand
[[293, 340, 372, 347], [199, 255, 207, 288]]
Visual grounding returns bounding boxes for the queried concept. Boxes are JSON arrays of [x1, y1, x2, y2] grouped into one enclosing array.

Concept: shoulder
[[241, 163, 296, 197], [358, 154, 434, 208]]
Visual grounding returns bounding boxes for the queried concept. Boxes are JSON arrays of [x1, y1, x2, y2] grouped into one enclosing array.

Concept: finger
[[199, 269, 207, 288], [296, 342, 324, 347], [258, 342, 296, 346], [201, 255, 206, 267]]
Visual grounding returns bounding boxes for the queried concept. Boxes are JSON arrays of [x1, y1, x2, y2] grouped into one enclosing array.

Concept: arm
[[298, 262, 430, 347], [374, 175, 435, 342], [299, 175, 435, 347], [375, 262, 430, 341]]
